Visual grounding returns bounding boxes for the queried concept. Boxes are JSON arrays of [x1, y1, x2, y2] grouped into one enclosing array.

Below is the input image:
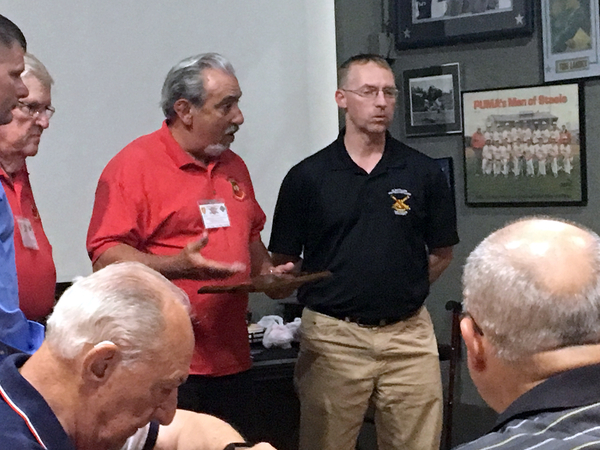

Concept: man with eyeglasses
[[0, 14, 45, 361], [269, 54, 459, 450], [458, 217, 600, 449], [0, 52, 56, 325]]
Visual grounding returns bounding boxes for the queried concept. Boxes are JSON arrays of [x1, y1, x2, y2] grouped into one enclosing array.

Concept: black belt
[[310, 307, 420, 328], [342, 316, 405, 327]]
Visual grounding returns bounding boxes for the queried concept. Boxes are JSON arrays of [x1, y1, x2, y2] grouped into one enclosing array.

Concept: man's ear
[[82, 341, 121, 383], [173, 99, 193, 126], [335, 89, 347, 109], [461, 317, 487, 372]]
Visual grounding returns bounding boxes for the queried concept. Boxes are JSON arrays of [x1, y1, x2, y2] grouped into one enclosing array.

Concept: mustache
[[225, 124, 239, 134]]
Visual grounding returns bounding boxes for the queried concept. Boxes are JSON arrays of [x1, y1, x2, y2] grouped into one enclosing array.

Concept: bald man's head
[[463, 217, 600, 361]]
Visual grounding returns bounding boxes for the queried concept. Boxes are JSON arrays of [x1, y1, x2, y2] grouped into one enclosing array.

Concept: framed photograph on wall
[[403, 63, 461, 137], [393, 0, 534, 50], [542, 0, 600, 82], [462, 83, 586, 207]]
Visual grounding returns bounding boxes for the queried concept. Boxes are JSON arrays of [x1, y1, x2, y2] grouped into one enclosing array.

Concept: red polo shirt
[[87, 122, 266, 376], [0, 164, 56, 321]]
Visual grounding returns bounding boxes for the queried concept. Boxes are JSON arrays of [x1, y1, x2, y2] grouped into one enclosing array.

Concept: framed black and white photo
[[393, 0, 534, 50], [542, 0, 600, 82], [462, 83, 586, 207], [403, 63, 461, 137]]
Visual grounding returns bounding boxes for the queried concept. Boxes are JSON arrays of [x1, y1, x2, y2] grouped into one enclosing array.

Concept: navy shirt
[[456, 363, 600, 450], [0, 354, 158, 450], [269, 132, 459, 320]]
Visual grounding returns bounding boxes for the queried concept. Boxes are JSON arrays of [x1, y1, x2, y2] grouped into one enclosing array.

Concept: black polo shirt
[[269, 132, 459, 320]]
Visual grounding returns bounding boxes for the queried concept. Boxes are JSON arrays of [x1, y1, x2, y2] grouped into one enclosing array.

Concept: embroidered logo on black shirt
[[388, 188, 411, 215]]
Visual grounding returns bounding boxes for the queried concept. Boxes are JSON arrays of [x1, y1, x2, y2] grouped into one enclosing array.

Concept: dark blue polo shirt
[[456, 363, 600, 450], [0, 354, 158, 450], [269, 132, 459, 321]]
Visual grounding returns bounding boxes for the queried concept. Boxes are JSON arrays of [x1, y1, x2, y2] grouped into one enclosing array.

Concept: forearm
[[428, 246, 453, 283], [249, 240, 274, 277], [93, 244, 183, 279], [155, 410, 246, 450], [92, 242, 242, 281]]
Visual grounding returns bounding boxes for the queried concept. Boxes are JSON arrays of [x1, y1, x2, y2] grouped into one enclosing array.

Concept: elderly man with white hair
[[457, 217, 600, 449], [0, 261, 276, 450], [0, 52, 56, 323]]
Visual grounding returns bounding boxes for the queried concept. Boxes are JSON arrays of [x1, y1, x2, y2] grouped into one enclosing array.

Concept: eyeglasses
[[17, 101, 55, 120], [341, 87, 399, 100], [460, 311, 485, 336]]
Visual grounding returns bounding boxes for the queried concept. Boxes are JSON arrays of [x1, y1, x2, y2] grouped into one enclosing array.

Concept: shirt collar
[[493, 362, 600, 431], [328, 129, 406, 173], [158, 121, 230, 172], [0, 354, 76, 449]]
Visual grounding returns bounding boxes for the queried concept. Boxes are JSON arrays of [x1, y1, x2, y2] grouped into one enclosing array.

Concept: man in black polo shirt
[[457, 217, 600, 450], [269, 54, 459, 450]]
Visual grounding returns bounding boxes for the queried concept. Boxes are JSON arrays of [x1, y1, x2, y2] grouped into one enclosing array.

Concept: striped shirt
[[455, 363, 600, 450]]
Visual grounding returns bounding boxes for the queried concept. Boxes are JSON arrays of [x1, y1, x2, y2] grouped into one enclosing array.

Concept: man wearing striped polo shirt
[[459, 217, 600, 449]]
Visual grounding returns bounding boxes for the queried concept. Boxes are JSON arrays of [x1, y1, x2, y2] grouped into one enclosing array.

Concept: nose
[[35, 113, 50, 129], [153, 389, 179, 425], [232, 104, 244, 125], [374, 90, 389, 107]]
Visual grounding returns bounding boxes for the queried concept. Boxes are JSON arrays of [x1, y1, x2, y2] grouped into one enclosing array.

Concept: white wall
[[1, 1, 338, 280]]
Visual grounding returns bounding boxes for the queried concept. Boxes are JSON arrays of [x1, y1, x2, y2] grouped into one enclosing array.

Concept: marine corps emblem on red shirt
[[229, 178, 245, 200], [388, 188, 411, 216]]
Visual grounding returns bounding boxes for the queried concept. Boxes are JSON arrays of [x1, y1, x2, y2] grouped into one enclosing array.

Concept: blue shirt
[[0, 354, 158, 449], [0, 183, 43, 354]]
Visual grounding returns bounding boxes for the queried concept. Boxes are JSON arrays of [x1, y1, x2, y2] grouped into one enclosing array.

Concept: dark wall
[[335, 0, 600, 442]]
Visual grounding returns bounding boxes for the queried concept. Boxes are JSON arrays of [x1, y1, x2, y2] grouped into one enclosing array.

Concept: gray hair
[[160, 52, 235, 121], [46, 262, 191, 364], [22, 53, 53, 89], [463, 217, 600, 362]]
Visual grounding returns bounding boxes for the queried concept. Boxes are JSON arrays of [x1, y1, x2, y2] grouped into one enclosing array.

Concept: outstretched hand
[[177, 231, 246, 280]]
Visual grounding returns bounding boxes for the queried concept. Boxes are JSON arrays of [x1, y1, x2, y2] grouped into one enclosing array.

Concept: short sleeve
[[423, 163, 459, 250], [268, 164, 308, 257]]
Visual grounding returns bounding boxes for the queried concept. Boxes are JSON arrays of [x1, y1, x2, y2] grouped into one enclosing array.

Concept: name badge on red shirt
[[199, 201, 230, 229], [16, 217, 39, 250]]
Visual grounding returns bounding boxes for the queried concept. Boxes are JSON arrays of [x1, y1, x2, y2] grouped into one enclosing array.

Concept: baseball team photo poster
[[462, 83, 586, 206]]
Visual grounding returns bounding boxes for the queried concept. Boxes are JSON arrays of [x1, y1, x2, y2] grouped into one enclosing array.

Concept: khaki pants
[[296, 307, 442, 450]]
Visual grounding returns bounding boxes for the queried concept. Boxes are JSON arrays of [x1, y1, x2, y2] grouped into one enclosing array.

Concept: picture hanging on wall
[[393, 0, 534, 50], [542, 0, 600, 82], [462, 83, 586, 207], [403, 63, 461, 137]]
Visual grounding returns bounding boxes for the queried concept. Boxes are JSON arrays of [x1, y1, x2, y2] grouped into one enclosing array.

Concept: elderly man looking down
[[0, 261, 276, 450], [457, 217, 600, 449], [0, 52, 56, 322]]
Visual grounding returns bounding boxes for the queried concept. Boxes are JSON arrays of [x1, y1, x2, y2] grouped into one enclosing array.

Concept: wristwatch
[[223, 443, 251, 450]]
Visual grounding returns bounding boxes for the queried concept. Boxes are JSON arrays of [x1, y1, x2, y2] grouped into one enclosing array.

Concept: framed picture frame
[[393, 0, 534, 50], [462, 83, 586, 207], [542, 0, 600, 82], [403, 63, 461, 137]]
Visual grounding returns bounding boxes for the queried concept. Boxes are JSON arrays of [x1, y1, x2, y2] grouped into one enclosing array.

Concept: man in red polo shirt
[[86, 53, 293, 440]]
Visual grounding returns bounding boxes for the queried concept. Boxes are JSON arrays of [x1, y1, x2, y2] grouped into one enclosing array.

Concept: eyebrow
[[215, 93, 242, 108]]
